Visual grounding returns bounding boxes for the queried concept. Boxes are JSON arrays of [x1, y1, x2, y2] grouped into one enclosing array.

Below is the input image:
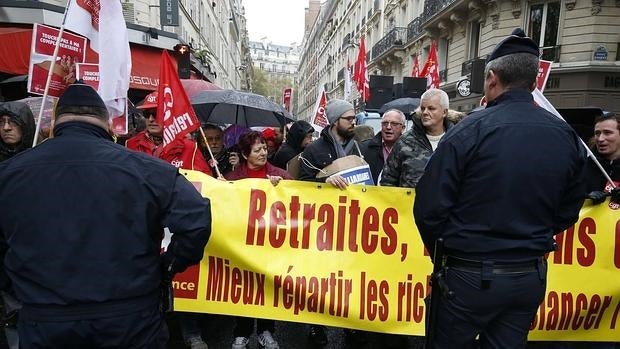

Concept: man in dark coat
[[414, 29, 587, 349], [359, 109, 406, 184], [271, 120, 314, 170], [0, 101, 36, 349], [0, 82, 212, 349]]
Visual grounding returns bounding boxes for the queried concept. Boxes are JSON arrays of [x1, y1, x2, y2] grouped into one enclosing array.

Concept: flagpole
[[197, 127, 223, 179], [32, 0, 72, 147], [532, 89, 615, 188]]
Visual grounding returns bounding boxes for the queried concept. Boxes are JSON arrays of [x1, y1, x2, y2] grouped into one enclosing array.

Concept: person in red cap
[[126, 91, 212, 176]]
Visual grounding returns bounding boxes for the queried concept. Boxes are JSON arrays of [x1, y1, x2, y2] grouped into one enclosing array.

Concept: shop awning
[[0, 26, 169, 91]]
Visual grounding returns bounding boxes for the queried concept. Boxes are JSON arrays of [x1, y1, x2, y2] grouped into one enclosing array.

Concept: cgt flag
[[65, 0, 132, 119], [157, 50, 201, 150], [311, 85, 328, 129], [420, 41, 440, 89]]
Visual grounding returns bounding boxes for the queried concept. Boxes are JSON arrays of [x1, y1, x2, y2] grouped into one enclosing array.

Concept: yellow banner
[[173, 170, 620, 341]]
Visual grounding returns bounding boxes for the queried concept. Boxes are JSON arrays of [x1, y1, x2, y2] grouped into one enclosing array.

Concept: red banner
[[312, 87, 328, 129], [282, 87, 292, 112], [156, 50, 200, 150], [27, 24, 87, 97], [536, 60, 553, 92]]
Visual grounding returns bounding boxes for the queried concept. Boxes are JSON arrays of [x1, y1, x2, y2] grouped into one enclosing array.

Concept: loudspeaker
[[470, 58, 486, 94], [370, 75, 393, 89], [367, 75, 394, 110], [393, 83, 403, 99], [402, 77, 427, 98]]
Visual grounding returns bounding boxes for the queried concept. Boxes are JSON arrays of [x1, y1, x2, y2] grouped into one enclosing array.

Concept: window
[[468, 21, 481, 59], [528, 1, 560, 61]]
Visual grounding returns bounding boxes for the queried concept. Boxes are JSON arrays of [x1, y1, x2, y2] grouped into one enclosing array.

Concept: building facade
[[249, 39, 300, 102], [0, 0, 252, 100], [297, 0, 620, 120]]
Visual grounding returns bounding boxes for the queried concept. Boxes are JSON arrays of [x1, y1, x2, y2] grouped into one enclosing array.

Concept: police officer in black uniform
[[0, 82, 212, 348], [413, 29, 587, 349]]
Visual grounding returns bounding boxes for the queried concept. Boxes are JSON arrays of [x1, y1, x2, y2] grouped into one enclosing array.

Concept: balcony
[[407, 17, 423, 44], [371, 27, 407, 61], [421, 0, 458, 23]]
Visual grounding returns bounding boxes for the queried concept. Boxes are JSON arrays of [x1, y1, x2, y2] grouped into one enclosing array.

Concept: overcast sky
[[243, 0, 308, 46]]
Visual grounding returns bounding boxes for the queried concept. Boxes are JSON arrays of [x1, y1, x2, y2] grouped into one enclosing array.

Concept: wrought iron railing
[[421, 0, 457, 23], [541, 45, 561, 62], [407, 17, 423, 44], [371, 27, 407, 60]]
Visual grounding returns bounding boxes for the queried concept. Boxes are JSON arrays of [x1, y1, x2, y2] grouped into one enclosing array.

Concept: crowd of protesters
[[1, 31, 619, 349]]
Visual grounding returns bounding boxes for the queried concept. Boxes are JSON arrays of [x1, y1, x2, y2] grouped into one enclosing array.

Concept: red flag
[[282, 87, 292, 112], [411, 55, 420, 77], [420, 41, 441, 89], [156, 50, 201, 151], [353, 36, 370, 102], [311, 85, 329, 129]]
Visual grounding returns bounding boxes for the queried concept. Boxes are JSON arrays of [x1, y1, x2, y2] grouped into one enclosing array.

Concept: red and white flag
[[411, 55, 420, 77], [157, 50, 201, 150], [311, 85, 329, 129], [65, 0, 131, 118], [353, 36, 370, 102], [420, 41, 440, 89]]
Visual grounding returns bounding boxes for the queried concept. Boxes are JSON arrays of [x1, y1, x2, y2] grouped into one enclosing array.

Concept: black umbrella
[[191, 89, 294, 127], [378, 97, 421, 115]]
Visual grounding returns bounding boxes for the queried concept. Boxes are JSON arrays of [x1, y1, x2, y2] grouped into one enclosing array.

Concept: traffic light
[[173, 43, 191, 79]]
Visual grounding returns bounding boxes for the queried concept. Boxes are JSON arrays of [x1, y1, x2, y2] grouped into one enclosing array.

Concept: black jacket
[[414, 89, 587, 260], [0, 122, 211, 318], [298, 127, 359, 181], [272, 120, 314, 170], [359, 132, 384, 184], [585, 150, 619, 192]]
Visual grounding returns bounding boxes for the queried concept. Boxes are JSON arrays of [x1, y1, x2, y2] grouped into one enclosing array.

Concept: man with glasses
[[359, 109, 406, 184], [126, 91, 211, 175], [299, 99, 358, 190], [380, 88, 454, 188]]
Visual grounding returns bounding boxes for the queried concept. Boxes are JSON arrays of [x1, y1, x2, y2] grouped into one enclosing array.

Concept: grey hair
[[421, 88, 449, 110], [484, 53, 539, 89], [382, 109, 406, 124]]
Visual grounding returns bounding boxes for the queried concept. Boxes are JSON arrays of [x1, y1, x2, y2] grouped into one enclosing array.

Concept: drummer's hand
[[326, 174, 348, 190]]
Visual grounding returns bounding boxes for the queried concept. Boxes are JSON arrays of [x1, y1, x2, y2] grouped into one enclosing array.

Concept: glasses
[[1, 117, 18, 127], [381, 121, 404, 128]]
